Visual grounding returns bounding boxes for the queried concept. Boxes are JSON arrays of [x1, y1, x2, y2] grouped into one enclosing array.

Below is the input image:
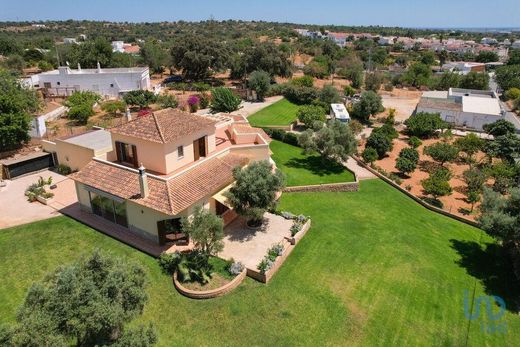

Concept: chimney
[[125, 108, 132, 122], [97, 61, 101, 73], [138, 164, 149, 198], [77, 63, 81, 71]]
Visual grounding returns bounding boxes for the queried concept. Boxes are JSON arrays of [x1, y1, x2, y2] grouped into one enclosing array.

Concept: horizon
[[2, 0, 520, 28]]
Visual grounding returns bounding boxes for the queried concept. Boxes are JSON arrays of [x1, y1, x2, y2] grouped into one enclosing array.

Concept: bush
[[366, 130, 393, 159], [408, 136, 422, 148], [297, 105, 326, 127], [123, 90, 157, 109], [157, 252, 181, 275], [101, 100, 126, 116], [248, 70, 271, 101], [505, 87, 520, 101], [283, 84, 320, 105], [281, 211, 294, 220], [344, 85, 356, 97], [290, 222, 302, 236], [373, 123, 398, 140], [55, 164, 72, 175], [351, 91, 384, 122], [396, 148, 419, 175], [68, 103, 95, 124], [228, 261, 244, 276], [291, 75, 314, 87], [404, 112, 447, 138], [319, 84, 341, 104], [283, 132, 299, 147], [157, 94, 178, 109], [210, 87, 241, 113], [264, 128, 300, 147], [362, 147, 378, 164]]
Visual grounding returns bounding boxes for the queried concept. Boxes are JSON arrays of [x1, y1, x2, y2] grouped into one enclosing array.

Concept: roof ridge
[[152, 112, 166, 143]]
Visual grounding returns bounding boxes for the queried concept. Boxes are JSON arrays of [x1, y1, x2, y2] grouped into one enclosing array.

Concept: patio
[[219, 213, 293, 270]]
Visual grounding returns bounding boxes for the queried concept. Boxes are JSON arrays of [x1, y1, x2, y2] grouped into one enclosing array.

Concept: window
[[57, 81, 61, 86], [89, 191, 127, 227], [177, 145, 184, 159], [115, 141, 138, 167]]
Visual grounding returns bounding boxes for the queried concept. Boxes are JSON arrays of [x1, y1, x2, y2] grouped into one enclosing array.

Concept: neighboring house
[[416, 88, 505, 131], [481, 37, 498, 45], [512, 40, 520, 49], [441, 62, 486, 75], [330, 103, 350, 123], [327, 32, 349, 47], [378, 36, 395, 46], [111, 41, 125, 53], [25, 64, 150, 97], [69, 109, 272, 246], [63, 38, 78, 44]]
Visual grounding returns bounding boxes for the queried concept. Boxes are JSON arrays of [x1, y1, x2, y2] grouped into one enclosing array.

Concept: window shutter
[[115, 141, 122, 162], [131, 145, 138, 167]]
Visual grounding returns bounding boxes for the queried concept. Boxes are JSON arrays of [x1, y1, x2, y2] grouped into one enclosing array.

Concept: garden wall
[[247, 219, 311, 283], [283, 181, 359, 193], [173, 268, 247, 299]]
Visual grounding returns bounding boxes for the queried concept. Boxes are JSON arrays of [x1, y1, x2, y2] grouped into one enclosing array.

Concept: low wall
[[351, 155, 481, 228], [173, 268, 246, 299], [263, 122, 294, 131], [248, 219, 312, 283], [283, 181, 358, 193]]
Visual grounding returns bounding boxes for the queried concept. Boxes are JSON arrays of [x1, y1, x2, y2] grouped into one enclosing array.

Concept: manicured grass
[[1, 180, 519, 346], [247, 98, 300, 127], [270, 139, 355, 186]]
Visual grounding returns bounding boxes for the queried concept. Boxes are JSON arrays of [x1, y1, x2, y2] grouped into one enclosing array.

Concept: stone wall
[[283, 181, 359, 193]]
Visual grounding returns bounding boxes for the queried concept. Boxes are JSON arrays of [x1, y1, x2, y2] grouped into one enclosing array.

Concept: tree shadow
[[450, 239, 520, 313], [285, 155, 346, 176]]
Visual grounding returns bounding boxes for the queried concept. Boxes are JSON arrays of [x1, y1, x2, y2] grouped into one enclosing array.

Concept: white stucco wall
[[416, 106, 504, 131]]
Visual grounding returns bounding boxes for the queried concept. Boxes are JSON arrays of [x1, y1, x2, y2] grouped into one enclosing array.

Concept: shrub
[[421, 168, 453, 200], [68, 103, 95, 124], [362, 147, 379, 164], [344, 85, 356, 97], [283, 84, 320, 105], [283, 132, 299, 146], [351, 91, 384, 122], [319, 84, 341, 104], [157, 94, 178, 109], [291, 75, 314, 87], [281, 211, 294, 220], [101, 100, 126, 116], [248, 70, 271, 101], [424, 142, 459, 166], [157, 252, 181, 275], [366, 131, 393, 159], [188, 95, 200, 112], [348, 119, 364, 135], [408, 136, 422, 148], [198, 93, 211, 109], [404, 112, 447, 138], [297, 105, 326, 127], [56, 164, 72, 175], [123, 90, 157, 109], [505, 87, 520, 101], [210, 87, 241, 113], [373, 124, 398, 140], [228, 261, 244, 276]]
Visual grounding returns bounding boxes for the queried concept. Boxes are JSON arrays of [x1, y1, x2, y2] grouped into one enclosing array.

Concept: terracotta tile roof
[[110, 108, 217, 144], [70, 153, 248, 215]]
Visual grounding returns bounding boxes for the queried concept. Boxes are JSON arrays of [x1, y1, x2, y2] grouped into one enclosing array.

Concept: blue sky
[[1, 0, 519, 28]]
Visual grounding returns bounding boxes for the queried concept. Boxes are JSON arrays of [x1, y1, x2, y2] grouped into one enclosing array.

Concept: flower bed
[[173, 268, 246, 299]]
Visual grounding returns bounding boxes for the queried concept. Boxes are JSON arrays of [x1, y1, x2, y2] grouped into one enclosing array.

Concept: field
[[0, 180, 519, 346], [270, 140, 355, 186], [247, 98, 300, 127]]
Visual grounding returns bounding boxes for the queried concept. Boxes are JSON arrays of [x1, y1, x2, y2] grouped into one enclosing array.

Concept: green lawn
[[1, 180, 519, 346], [247, 98, 300, 127], [270, 139, 355, 186]]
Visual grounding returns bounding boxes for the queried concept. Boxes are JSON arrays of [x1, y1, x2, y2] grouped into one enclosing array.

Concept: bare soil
[[180, 273, 232, 291]]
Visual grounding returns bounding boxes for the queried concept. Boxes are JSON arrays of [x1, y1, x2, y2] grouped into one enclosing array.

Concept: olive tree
[[182, 206, 224, 256], [225, 161, 286, 227]]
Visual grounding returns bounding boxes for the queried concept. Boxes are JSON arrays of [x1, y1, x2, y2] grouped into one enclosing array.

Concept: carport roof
[[60, 129, 112, 153]]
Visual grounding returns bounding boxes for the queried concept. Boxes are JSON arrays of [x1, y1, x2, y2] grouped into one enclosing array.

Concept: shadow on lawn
[[285, 156, 346, 177], [450, 239, 520, 313]]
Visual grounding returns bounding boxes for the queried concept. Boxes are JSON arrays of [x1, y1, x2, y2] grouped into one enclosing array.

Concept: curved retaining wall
[[173, 268, 247, 299]]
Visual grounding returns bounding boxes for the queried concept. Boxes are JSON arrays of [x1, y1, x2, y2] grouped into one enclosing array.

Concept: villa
[[69, 109, 272, 246]]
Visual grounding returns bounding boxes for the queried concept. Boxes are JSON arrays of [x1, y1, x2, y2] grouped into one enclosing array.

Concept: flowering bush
[[258, 243, 284, 274], [137, 108, 152, 117], [188, 95, 200, 113]]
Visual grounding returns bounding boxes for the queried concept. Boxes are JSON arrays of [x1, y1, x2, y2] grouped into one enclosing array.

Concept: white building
[[112, 41, 125, 53], [512, 40, 520, 49], [378, 36, 395, 46], [63, 38, 78, 44], [330, 104, 350, 123], [25, 64, 151, 97], [416, 88, 505, 131], [481, 37, 498, 45], [441, 62, 486, 75]]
